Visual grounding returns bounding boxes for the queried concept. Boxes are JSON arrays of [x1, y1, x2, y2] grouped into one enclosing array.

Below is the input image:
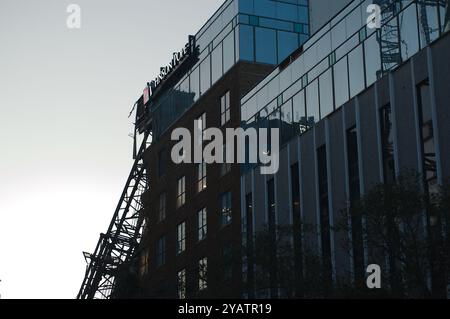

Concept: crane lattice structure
[[77, 129, 151, 299], [375, 0, 402, 72], [375, 0, 448, 74]]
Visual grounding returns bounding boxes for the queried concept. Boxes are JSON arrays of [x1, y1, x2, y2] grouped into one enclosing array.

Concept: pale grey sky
[[0, 0, 222, 299]]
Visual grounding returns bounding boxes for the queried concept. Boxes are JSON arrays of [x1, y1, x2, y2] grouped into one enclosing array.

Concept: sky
[[0, 0, 222, 299]]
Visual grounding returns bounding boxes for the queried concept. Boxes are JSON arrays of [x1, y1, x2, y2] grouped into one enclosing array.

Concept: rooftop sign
[[143, 35, 196, 104]]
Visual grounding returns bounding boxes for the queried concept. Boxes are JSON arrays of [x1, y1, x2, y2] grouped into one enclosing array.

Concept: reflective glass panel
[[255, 27, 277, 64]]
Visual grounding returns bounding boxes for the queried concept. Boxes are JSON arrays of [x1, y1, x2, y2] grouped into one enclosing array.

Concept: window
[[176, 176, 186, 208], [197, 112, 207, 135], [380, 105, 396, 184], [348, 45, 365, 98], [417, 80, 437, 196], [281, 100, 293, 143], [221, 91, 231, 126], [221, 144, 232, 176], [139, 249, 149, 277], [156, 236, 166, 267], [190, 66, 200, 102], [177, 222, 186, 255], [223, 31, 235, 73], [306, 79, 320, 124], [239, 24, 254, 62], [197, 162, 207, 193], [212, 43, 223, 84], [198, 208, 207, 241], [158, 192, 166, 222], [278, 31, 299, 63], [255, 27, 277, 64], [220, 191, 232, 226], [317, 146, 332, 284], [200, 57, 211, 95], [364, 34, 382, 87], [346, 127, 364, 283], [399, 4, 419, 61], [419, 3, 440, 47], [198, 257, 208, 291], [334, 56, 349, 107], [293, 90, 308, 134], [177, 269, 186, 299], [319, 69, 334, 118]]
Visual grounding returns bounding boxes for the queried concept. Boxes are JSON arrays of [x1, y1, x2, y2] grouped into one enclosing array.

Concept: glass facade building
[[240, 0, 448, 147], [149, 0, 310, 139]]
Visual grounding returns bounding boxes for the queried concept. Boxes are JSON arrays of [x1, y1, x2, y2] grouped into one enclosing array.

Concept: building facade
[[117, 0, 450, 299], [132, 0, 318, 299], [240, 0, 450, 298]]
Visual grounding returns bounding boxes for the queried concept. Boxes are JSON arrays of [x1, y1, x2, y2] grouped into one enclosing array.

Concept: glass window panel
[[257, 86, 269, 110], [180, 76, 189, 93], [190, 67, 200, 102], [245, 95, 257, 121], [299, 33, 309, 46], [293, 90, 308, 134], [281, 99, 293, 143], [284, 78, 301, 102], [316, 31, 332, 62], [278, 31, 299, 63], [200, 56, 211, 96], [380, 15, 400, 71], [239, 14, 250, 24], [255, 27, 277, 64], [280, 65, 293, 93], [211, 43, 223, 84], [364, 33, 381, 87], [399, 4, 419, 61], [260, 17, 293, 32], [298, 5, 309, 24], [319, 69, 334, 118], [439, 2, 448, 34], [303, 44, 318, 70], [255, 0, 276, 18], [336, 33, 359, 61], [213, 22, 233, 48], [267, 77, 280, 101], [345, 4, 363, 37], [223, 31, 235, 74], [334, 56, 349, 107], [419, 3, 440, 47], [249, 15, 259, 26], [221, 192, 232, 226], [239, 25, 254, 62], [308, 58, 328, 81], [269, 108, 280, 131], [276, 2, 297, 21], [331, 19, 346, 51], [348, 45, 365, 98], [306, 79, 320, 124]]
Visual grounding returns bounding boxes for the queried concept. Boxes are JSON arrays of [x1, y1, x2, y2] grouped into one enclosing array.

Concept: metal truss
[[375, 0, 447, 74], [375, 0, 402, 72], [77, 132, 150, 299]]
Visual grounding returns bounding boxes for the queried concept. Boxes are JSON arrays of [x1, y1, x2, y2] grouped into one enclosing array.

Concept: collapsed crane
[[77, 35, 196, 299], [77, 97, 151, 299], [375, 0, 448, 74]]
